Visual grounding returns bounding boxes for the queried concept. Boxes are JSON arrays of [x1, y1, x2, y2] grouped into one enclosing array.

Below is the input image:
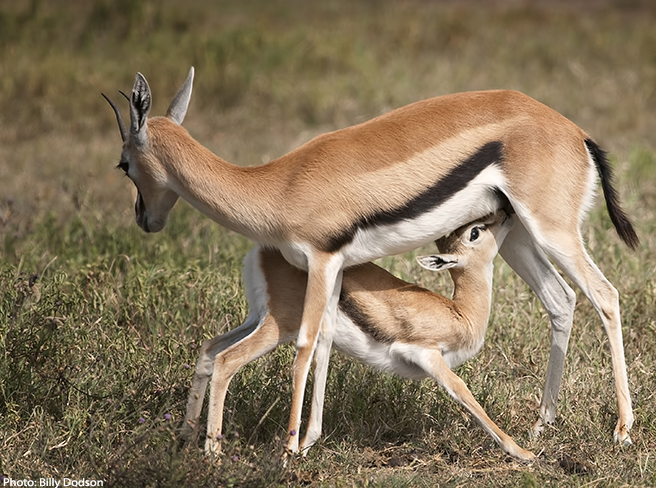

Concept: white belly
[[332, 311, 431, 380], [340, 167, 506, 266]]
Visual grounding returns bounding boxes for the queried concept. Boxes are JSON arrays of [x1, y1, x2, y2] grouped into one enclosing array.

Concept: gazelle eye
[[117, 161, 129, 174], [469, 227, 481, 241]]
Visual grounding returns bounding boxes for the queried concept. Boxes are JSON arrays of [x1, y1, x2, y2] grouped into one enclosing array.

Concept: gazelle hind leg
[[544, 237, 633, 445], [498, 220, 577, 437], [182, 315, 261, 442], [205, 316, 291, 455]]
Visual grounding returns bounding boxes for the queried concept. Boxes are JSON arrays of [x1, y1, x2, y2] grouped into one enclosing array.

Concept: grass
[[1, 0, 656, 486]]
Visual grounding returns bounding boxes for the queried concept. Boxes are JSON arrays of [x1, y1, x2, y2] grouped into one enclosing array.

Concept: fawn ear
[[166, 67, 194, 125], [129, 72, 151, 145], [416, 254, 459, 272]]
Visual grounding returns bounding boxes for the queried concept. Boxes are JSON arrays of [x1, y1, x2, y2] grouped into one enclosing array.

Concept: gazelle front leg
[[498, 221, 577, 438], [299, 277, 341, 455], [285, 253, 344, 454]]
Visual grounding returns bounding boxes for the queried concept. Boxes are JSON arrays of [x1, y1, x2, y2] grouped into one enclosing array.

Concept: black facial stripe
[[324, 141, 504, 253], [338, 290, 395, 344]]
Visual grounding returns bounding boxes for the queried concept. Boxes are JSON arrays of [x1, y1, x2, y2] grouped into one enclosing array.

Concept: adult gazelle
[[104, 67, 638, 453]]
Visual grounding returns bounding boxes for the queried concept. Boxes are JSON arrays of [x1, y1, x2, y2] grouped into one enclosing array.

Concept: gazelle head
[[416, 209, 514, 273], [103, 67, 195, 233]]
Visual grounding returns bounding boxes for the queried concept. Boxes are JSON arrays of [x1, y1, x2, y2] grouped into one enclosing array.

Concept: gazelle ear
[[416, 254, 460, 272], [166, 67, 194, 125], [130, 72, 151, 144]]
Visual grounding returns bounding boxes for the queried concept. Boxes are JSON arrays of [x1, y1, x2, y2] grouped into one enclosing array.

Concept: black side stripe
[[338, 290, 395, 344], [325, 140, 504, 252]]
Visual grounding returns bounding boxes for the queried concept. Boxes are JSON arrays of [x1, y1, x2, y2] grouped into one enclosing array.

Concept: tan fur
[[337, 265, 473, 349]]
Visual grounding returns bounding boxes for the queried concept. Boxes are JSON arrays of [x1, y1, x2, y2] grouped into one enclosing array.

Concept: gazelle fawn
[[183, 209, 536, 461], [105, 67, 637, 452]]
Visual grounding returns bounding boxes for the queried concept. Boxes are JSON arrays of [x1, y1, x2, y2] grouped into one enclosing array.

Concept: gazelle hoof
[[529, 418, 544, 439], [614, 421, 633, 446], [204, 438, 223, 458], [614, 430, 632, 446]]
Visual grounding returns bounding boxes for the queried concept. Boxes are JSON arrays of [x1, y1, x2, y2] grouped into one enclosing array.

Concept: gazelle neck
[[149, 118, 286, 244], [449, 261, 494, 336]]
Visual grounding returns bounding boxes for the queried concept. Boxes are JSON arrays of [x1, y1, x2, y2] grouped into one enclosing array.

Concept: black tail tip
[[617, 220, 640, 250], [585, 138, 640, 251]]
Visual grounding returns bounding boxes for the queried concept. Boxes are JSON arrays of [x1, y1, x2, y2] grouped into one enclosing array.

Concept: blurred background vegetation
[[1, 0, 655, 486]]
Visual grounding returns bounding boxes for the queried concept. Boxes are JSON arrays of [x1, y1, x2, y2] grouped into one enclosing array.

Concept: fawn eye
[[117, 161, 129, 174], [469, 227, 481, 241]]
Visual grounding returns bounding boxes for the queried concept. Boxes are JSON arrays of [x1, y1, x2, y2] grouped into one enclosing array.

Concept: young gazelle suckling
[[104, 67, 638, 454], [183, 210, 536, 460]]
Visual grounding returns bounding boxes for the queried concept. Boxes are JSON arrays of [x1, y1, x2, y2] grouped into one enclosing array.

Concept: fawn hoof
[[504, 439, 536, 462], [514, 448, 537, 463]]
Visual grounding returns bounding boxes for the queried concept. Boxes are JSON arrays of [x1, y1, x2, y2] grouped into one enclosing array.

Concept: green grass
[[1, 0, 656, 486]]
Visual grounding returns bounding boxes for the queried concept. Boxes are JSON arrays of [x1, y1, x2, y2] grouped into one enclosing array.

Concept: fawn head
[[103, 67, 195, 232], [416, 209, 514, 273]]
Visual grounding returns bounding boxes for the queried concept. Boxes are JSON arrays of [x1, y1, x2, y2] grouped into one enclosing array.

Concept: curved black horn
[[102, 93, 128, 143]]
